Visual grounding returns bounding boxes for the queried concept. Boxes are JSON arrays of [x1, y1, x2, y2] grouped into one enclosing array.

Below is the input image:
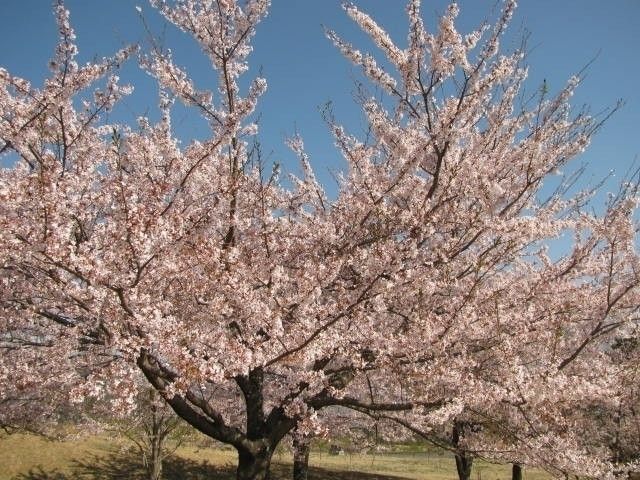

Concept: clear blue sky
[[1, 0, 639, 195]]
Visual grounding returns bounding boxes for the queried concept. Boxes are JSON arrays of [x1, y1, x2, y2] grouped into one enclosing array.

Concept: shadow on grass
[[305, 467, 409, 480], [12, 449, 233, 480], [12, 449, 407, 480]]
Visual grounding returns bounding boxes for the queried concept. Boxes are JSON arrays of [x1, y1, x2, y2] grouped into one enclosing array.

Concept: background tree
[[113, 388, 190, 480]]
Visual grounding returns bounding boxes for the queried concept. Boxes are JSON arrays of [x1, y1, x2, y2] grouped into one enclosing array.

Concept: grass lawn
[[0, 433, 552, 480]]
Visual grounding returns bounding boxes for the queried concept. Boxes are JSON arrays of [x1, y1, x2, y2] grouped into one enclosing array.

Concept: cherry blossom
[[1, 1, 638, 479]]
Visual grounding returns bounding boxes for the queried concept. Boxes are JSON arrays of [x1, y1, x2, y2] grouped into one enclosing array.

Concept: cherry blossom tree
[[1, 1, 639, 480], [321, 1, 639, 478]]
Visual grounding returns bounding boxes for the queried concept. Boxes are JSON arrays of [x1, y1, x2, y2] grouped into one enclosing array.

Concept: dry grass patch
[[0, 433, 553, 480]]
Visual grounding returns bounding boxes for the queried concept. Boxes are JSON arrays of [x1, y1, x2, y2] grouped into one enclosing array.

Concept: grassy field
[[0, 433, 552, 480]]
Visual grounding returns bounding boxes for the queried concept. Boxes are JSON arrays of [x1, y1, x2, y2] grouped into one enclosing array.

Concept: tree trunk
[[148, 443, 162, 480], [292, 435, 311, 480], [236, 445, 274, 480], [512, 463, 523, 480], [147, 396, 163, 480], [139, 357, 295, 480], [452, 420, 473, 480], [454, 452, 473, 480]]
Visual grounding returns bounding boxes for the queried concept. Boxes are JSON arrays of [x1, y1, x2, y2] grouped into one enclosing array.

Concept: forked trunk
[[292, 435, 311, 480], [236, 446, 274, 480]]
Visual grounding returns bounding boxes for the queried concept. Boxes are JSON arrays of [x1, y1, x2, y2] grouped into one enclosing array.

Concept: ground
[[0, 433, 553, 480]]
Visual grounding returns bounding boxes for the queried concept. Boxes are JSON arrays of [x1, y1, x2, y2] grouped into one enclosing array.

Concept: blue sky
[[1, 0, 639, 195]]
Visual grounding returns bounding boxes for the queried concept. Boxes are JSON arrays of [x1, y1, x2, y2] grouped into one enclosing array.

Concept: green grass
[[0, 433, 552, 480], [305, 451, 552, 480]]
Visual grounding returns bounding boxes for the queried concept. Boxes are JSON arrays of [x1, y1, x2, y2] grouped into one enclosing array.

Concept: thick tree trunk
[[139, 357, 296, 480], [292, 435, 311, 480], [512, 463, 523, 480], [452, 420, 473, 480], [236, 446, 274, 480], [454, 452, 473, 480]]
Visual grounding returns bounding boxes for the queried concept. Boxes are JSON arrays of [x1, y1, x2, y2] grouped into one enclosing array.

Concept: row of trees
[[1, 1, 638, 479]]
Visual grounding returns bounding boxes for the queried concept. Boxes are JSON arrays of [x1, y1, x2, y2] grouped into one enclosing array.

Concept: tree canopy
[[1, 1, 638, 479]]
